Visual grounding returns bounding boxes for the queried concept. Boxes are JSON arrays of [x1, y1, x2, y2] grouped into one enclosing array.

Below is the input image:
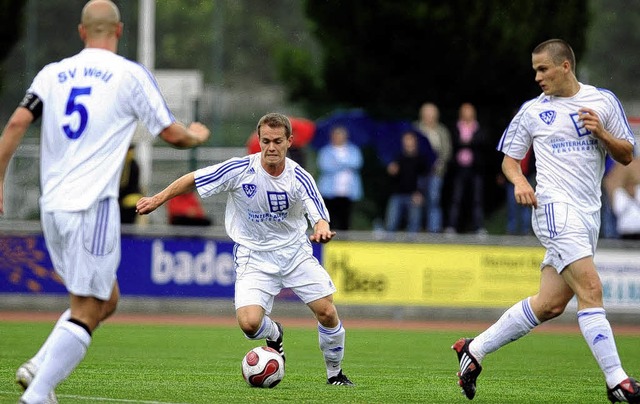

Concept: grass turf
[[1, 320, 639, 403]]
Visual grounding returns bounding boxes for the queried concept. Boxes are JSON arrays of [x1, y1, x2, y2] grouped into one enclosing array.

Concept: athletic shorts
[[532, 202, 599, 273], [233, 240, 337, 314], [41, 197, 120, 300]]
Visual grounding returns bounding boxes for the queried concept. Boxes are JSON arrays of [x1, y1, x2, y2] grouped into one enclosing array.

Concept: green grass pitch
[[1, 320, 638, 403]]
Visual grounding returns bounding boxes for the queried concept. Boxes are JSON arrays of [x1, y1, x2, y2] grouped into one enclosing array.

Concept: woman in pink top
[[445, 102, 488, 235]]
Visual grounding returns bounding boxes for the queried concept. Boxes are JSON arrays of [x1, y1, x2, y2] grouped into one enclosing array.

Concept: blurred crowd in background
[[119, 102, 640, 240]]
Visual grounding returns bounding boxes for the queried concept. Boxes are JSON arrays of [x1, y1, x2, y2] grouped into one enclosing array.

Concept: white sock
[[318, 321, 345, 378], [578, 308, 628, 388], [245, 316, 279, 341], [21, 320, 91, 403], [31, 309, 71, 368], [470, 298, 540, 363]]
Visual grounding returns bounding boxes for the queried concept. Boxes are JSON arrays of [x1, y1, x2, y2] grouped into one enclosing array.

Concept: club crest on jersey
[[267, 191, 289, 212], [539, 110, 556, 125], [570, 112, 592, 137], [242, 184, 257, 198]]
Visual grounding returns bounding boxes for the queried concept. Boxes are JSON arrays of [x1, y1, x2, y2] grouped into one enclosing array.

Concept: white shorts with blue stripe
[[532, 202, 599, 273], [233, 239, 336, 314], [41, 197, 120, 300]]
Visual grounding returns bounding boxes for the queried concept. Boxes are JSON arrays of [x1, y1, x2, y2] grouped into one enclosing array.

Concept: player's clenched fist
[[136, 196, 160, 215]]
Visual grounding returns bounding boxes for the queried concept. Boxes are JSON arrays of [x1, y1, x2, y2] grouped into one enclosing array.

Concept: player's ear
[[115, 22, 123, 39], [78, 24, 86, 41]]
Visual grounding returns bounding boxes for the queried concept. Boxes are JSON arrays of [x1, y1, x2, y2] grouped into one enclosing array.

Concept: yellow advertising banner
[[325, 241, 544, 307]]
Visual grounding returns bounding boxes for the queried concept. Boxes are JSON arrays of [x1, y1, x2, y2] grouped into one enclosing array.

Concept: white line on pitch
[[0, 390, 191, 404]]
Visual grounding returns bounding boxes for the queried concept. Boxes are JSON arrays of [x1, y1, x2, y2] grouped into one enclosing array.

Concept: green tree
[[276, 0, 589, 229], [281, 0, 588, 128], [0, 0, 28, 95], [584, 0, 640, 102]]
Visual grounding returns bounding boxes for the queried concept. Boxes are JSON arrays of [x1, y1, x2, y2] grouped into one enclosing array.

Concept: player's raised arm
[[159, 121, 210, 149], [136, 172, 196, 215]]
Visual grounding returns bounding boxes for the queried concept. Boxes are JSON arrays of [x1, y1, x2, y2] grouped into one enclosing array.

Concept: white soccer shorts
[[532, 202, 599, 273], [233, 240, 337, 314], [41, 197, 120, 300]]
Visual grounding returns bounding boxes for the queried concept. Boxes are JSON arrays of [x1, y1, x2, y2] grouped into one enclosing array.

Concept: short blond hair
[[257, 113, 292, 138]]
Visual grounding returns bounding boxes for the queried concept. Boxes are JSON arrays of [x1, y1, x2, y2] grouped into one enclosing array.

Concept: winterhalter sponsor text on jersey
[[247, 210, 288, 223]]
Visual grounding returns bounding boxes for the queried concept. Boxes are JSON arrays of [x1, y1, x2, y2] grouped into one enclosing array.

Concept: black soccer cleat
[[266, 321, 285, 363], [452, 338, 483, 400], [608, 377, 640, 403], [327, 370, 355, 386]]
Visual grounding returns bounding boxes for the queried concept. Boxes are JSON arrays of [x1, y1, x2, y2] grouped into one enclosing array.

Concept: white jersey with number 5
[[28, 48, 174, 212], [194, 154, 330, 251], [498, 83, 636, 213]]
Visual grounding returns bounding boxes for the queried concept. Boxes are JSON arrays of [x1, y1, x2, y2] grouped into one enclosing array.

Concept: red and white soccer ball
[[241, 346, 285, 388]]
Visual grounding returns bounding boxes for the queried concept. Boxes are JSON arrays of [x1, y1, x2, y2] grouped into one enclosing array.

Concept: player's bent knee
[[538, 302, 566, 321], [101, 299, 118, 321], [314, 305, 339, 327], [237, 315, 263, 336]]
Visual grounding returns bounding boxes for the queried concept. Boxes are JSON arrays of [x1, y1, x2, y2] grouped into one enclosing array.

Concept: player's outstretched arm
[[159, 121, 210, 149], [309, 219, 336, 244], [136, 172, 196, 215]]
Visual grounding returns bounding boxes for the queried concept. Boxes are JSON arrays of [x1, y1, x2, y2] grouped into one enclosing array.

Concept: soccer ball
[[241, 346, 285, 388]]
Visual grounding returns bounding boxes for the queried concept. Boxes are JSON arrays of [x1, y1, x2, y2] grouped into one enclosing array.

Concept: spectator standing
[[452, 39, 638, 402], [415, 102, 452, 233], [0, 1, 210, 402], [601, 156, 619, 238], [445, 102, 487, 235], [604, 157, 640, 240], [136, 113, 354, 387], [384, 130, 428, 233], [316, 125, 364, 230]]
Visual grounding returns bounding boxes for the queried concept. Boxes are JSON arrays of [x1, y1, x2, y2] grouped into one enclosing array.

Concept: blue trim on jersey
[[544, 203, 558, 239], [135, 61, 175, 122], [294, 166, 328, 220], [497, 98, 538, 153], [195, 158, 250, 188], [92, 199, 110, 255], [521, 299, 539, 327], [597, 87, 636, 143]]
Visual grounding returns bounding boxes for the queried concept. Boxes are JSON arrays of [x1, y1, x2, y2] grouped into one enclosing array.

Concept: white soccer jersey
[[28, 48, 174, 211], [498, 83, 636, 213], [194, 154, 330, 251]]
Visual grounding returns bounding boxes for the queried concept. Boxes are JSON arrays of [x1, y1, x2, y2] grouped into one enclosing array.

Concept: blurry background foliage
[[4, 0, 640, 144], [1, 0, 639, 230]]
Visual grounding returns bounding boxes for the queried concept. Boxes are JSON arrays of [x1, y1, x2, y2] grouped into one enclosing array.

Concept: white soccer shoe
[[15, 360, 37, 390], [16, 360, 58, 404]]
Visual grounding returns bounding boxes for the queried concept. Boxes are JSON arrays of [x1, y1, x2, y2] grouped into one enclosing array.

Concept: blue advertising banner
[[118, 237, 237, 297], [1, 233, 322, 298], [0, 235, 65, 294]]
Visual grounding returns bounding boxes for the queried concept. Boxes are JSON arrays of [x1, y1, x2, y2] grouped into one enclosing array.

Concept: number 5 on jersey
[[63, 87, 92, 139]]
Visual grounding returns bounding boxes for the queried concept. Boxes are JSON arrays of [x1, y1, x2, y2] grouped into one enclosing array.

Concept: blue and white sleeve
[[294, 166, 330, 224], [497, 99, 535, 160], [195, 157, 250, 198]]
